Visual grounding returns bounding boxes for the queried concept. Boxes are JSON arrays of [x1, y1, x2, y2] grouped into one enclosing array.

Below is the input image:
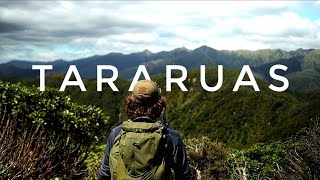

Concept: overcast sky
[[1, 1, 320, 62]]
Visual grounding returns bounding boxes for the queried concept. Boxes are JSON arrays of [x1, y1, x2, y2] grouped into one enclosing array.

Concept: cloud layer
[[0, 1, 320, 62]]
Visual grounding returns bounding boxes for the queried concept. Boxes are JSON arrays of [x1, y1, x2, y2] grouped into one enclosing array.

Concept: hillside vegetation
[[152, 67, 319, 148], [1, 68, 320, 179], [0, 81, 108, 179], [2, 67, 319, 148]]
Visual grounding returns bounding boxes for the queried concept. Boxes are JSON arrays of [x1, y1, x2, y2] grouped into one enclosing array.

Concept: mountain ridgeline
[[1, 46, 320, 92], [1, 46, 320, 148]]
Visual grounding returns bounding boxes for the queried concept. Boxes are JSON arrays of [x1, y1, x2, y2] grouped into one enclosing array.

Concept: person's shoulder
[[166, 127, 184, 148], [110, 124, 122, 137], [167, 127, 182, 139], [113, 124, 122, 132]]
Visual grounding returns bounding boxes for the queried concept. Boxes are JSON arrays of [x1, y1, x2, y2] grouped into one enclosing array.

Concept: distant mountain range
[[1, 45, 319, 92]]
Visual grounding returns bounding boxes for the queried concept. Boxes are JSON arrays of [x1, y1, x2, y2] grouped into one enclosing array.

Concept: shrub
[[185, 137, 288, 180], [227, 142, 287, 179], [276, 116, 320, 179], [0, 81, 108, 179], [85, 144, 106, 180], [185, 137, 230, 179]]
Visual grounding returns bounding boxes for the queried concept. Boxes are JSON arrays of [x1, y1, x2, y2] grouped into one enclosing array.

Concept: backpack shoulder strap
[[112, 124, 126, 145]]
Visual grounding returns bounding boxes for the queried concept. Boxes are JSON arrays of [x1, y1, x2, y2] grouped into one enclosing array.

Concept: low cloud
[[0, 1, 319, 62], [0, 21, 25, 33]]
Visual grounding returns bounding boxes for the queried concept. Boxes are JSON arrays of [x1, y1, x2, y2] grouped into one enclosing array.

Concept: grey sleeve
[[169, 131, 193, 180], [98, 126, 121, 180]]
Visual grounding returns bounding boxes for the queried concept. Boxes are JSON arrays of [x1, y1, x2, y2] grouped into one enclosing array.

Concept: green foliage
[[85, 144, 106, 180], [5, 74, 130, 131], [185, 137, 230, 179], [285, 69, 320, 92], [153, 67, 319, 148], [0, 163, 9, 179], [2, 66, 320, 149], [2, 79, 318, 179], [184, 136, 295, 179], [227, 142, 287, 179], [0, 81, 109, 179], [185, 123, 320, 179], [0, 81, 108, 143]]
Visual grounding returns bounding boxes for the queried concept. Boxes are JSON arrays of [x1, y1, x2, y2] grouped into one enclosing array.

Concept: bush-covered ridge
[[0, 81, 108, 179], [1, 78, 319, 179], [153, 67, 320, 148], [2, 66, 320, 148], [185, 117, 320, 179]]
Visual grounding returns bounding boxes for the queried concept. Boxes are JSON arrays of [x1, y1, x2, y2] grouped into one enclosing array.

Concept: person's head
[[125, 80, 166, 121]]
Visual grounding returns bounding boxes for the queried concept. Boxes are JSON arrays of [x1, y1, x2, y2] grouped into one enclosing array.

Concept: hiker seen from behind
[[98, 80, 193, 180]]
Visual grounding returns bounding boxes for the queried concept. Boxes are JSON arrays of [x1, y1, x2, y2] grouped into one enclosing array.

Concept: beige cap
[[132, 80, 161, 97]]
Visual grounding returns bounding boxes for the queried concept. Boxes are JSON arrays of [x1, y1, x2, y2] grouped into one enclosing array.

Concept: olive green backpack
[[109, 117, 168, 180]]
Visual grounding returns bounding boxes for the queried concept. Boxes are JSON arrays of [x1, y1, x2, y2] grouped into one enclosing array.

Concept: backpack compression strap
[[132, 116, 155, 122]]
